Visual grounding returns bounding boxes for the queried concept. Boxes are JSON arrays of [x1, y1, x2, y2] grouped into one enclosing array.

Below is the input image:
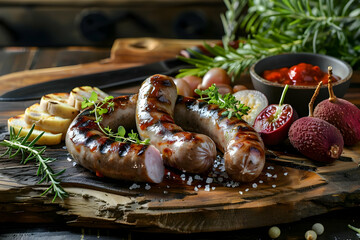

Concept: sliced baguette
[[24, 103, 72, 136], [68, 86, 109, 110], [40, 92, 79, 119], [8, 114, 62, 145]]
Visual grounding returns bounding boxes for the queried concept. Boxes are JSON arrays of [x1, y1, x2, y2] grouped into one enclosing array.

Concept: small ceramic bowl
[[250, 52, 352, 117]]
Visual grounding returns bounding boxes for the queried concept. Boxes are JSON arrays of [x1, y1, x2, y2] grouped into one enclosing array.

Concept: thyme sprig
[[177, 0, 360, 80], [82, 92, 150, 145], [0, 125, 67, 202], [195, 84, 250, 119]]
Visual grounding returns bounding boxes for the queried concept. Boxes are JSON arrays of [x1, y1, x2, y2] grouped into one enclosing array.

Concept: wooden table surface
[[0, 40, 360, 239]]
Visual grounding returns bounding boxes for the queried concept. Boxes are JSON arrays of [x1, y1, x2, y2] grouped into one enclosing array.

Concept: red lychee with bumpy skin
[[314, 98, 360, 146], [314, 67, 360, 146], [288, 116, 343, 163], [288, 73, 344, 163]]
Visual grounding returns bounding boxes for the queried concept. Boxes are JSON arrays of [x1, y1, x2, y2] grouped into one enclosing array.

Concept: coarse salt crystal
[[259, 180, 263, 184], [204, 185, 210, 191], [206, 177, 213, 184], [163, 190, 168, 194], [218, 177, 224, 182], [272, 184, 277, 188], [284, 172, 288, 176], [245, 188, 249, 192], [187, 176, 193, 185], [239, 191, 243, 195], [145, 184, 151, 190], [252, 183, 258, 188], [212, 187, 216, 190], [194, 186, 199, 191], [194, 175, 203, 180], [129, 183, 140, 190]]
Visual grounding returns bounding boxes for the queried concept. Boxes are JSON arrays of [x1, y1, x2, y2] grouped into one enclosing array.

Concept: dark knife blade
[[0, 58, 190, 101]]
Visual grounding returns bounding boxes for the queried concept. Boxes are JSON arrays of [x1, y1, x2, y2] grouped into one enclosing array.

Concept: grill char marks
[[136, 74, 217, 174], [174, 96, 266, 182], [65, 94, 164, 184]]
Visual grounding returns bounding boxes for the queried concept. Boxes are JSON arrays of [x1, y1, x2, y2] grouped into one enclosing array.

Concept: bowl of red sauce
[[250, 53, 352, 117]]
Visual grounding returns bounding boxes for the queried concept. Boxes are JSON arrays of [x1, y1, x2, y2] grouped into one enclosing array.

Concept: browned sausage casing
[[66, 95, 164, 183], [174, 96, 265, 182], [136, 74, 217, 173]]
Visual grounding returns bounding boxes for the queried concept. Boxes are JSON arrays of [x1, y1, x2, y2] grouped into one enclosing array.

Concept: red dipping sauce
[[262, 63, 340, 86]]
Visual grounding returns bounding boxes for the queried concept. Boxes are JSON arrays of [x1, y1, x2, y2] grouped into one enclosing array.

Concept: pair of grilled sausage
[[66, 74, 265, 184]]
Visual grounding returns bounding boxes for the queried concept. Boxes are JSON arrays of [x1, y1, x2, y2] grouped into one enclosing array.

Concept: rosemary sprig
[[82, 92, 150, 145], [177, 0, 360, 80], [0, 125, 67, 202], [221, 0, 247, 47], [195, 84, 250, 119]]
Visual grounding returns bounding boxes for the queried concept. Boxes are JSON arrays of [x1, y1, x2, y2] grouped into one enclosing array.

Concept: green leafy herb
[[82, 92, 150, 145], [177, 0, 360, 81], [0, 125, 67, 202], [195, 84, 250, 119]]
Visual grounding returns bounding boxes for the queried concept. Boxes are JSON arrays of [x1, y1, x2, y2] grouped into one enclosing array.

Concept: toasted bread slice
[[8, 114, 62, 145], [40, 93, 79, 119], [24, 103, 72, 136], [68, 86, 109, 110]]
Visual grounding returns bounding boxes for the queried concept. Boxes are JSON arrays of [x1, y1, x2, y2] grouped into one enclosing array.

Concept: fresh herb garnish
[[82, 92, 150, 145], [177, 0, 360, 81], [0, 125, 67, 202], [195, 84, 250, 119]]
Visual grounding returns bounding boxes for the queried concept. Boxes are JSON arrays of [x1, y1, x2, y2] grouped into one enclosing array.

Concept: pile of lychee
[[288, 66, 360, 163]]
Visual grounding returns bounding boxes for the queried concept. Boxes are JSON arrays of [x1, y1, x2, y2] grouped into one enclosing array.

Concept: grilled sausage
[[136, 74, 217, 173], [174, 96, 265, 182], [66, 95, 164, 183]]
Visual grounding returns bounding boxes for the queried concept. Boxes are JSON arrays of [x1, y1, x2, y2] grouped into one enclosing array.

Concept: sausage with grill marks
[[136, 74, 217, 174], [174, 96, 265, 182], [65, 95, 164, 183], [66, 77, 264, 182]]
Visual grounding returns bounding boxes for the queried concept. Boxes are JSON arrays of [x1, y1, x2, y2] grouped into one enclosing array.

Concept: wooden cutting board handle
[[0, 38, 217, 95], [110, 37, 213, 63]]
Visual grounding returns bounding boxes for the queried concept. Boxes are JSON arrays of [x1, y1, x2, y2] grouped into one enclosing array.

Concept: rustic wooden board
[[0, 38, 359, 233], [1, 124, 359, 233]]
